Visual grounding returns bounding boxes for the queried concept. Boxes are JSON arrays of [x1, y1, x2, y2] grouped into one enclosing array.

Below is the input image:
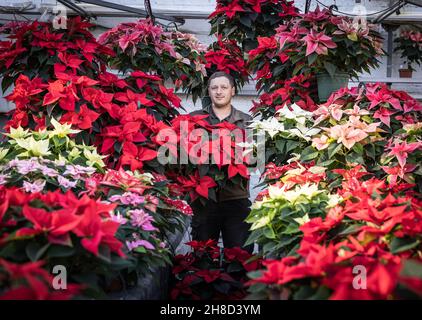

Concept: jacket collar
[[204, 104, 243, 122]]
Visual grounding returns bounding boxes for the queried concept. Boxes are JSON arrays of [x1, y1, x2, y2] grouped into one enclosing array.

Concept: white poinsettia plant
[[245, 160, 343, 259], [248, 103, 320, 166]]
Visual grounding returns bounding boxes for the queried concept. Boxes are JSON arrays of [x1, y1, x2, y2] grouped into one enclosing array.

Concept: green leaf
[[323, 61, 337, 77], [328, 143, 342, 159], [337, 224, 362, 236], [47, 245, 75, 258], [26, 243, 50, 262], [275, 140, 285, 153], [300, 145, 319, 161], [352, 143, 364, 155], [400, 259, 422, 278], [114, 141, 122, 154], [1, 76, 15, 93], [134, 246, 147, 254], [308, 53, 318, 66], [264, 226, 276, 239], [390, 237, 420, 254], [239, 15, 252, 28]]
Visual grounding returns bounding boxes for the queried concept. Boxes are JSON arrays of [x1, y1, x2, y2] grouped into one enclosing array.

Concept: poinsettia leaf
[[400, 259, 422, 278], [245, 228, 263, 246], [1, 76, 15, 93], [352, 143, 364, 155], [300, 146, 319, 161], [308, 53, 318, 66], [47, 245, 75, 258], [26, 242, 51, 262], [226, 262, 245, 274], [328, 143, 342, 159], [208, 188, 217, 202], [239, 16, 252, 28], [98, 244, 111, 263], [308, 286, 331, 300], [391, 237, 420, 254], [323, 61, 337, 77]]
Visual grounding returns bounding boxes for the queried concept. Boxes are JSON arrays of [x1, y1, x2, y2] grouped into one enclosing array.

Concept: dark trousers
[[191, 198, 253, 253]]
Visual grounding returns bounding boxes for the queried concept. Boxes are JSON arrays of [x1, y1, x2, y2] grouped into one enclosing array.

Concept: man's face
[[208, 76, 235, 108]]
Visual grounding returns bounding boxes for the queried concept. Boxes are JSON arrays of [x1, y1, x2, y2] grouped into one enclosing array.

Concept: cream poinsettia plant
[[2, 120, 107, 170], [245, 160, 343, 258], [249, 103, 321, 166]]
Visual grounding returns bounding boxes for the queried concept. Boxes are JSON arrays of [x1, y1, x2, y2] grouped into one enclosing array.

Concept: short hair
[[207, 71, 235, 88]]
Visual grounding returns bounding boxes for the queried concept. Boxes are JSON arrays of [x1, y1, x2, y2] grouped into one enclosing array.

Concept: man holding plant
[[189, 72, 253, 253]]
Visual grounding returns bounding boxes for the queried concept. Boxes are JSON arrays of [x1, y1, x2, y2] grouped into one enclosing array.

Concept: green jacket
[[190, 105, 252, 202]]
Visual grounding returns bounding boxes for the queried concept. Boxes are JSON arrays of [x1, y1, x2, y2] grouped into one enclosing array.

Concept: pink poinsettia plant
[[394, 28, 422, 71], [312, 84, 422, 192], [247, 7, 383, 115], [274, 7, 384, 79], [98, 19, 207, 103]]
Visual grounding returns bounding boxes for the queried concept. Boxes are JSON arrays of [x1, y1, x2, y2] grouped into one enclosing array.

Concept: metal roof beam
[[57, 0, 93, 17], [373, 0, 407, 24], [75, 0, 184, 23]]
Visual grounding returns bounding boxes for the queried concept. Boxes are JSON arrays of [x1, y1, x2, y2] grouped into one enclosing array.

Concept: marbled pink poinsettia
[[302, 30, 337, 56], [324, 124, 368, 150], [387, 141, 422, 168]]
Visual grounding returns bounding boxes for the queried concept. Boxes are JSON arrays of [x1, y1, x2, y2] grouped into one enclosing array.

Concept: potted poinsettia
[[98, 19, 207, 103], [0, 18, 113, 92], [247, 172, 422, 300], [394, 28, 422, 78], [204, 35, 250, 97], [209, 0, 298, 51], [170, 240, 262, 300], [257, 7, 384, 102]]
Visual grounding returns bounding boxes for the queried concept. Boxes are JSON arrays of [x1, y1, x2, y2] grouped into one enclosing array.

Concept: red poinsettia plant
[[98, 19, 207, 103], [209, 0, 298, 51], [170, 240, 262, 300], [5, 69, 182, 172], [0, 259, 82, 300], [0, 17, 113, 92], [1, 18, 183, 174], [247, 170, 422, 299], [250, 74, 318, 119], [205, 35, 250, 95], [155, 114, 253, 203], [0, 186, 129, 298]]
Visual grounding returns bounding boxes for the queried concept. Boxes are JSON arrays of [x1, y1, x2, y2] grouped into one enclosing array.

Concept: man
[[189, 71, 253, 253]]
